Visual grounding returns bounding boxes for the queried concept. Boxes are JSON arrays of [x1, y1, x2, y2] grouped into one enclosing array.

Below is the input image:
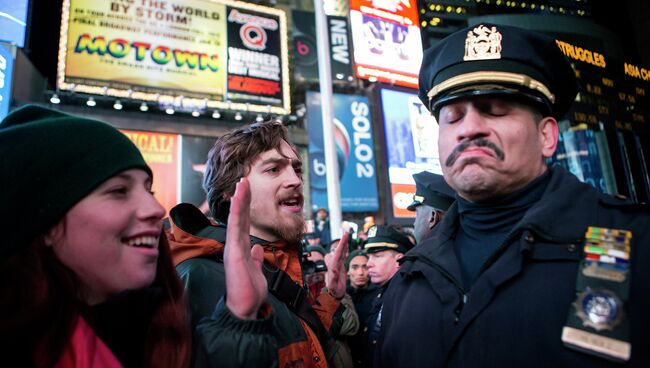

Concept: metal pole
[[313, 0, 342, 240]]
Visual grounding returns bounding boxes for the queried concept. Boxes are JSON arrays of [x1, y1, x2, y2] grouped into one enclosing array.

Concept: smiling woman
[[0, 105, 190, 367]]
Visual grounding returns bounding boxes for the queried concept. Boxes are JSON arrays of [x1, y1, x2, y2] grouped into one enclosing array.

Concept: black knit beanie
[[345, 249, 368, 270], [0, 105, 151, 260]]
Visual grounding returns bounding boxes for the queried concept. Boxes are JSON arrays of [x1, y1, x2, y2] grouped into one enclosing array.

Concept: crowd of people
[[1, 23, 648, 368]]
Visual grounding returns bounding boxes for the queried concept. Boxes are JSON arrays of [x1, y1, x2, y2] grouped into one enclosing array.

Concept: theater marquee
[[57, 0, 290, 114]]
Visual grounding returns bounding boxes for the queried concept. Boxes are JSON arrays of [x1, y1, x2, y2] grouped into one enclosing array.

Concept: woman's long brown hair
[[0, 233, 190, 367], [147, 234, 191, 368]]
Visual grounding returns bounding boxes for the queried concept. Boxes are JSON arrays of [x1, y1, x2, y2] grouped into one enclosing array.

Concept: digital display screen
[[378, 87, 442, 218], [349, 0, 422, 88], [0, 0, 29, 47]]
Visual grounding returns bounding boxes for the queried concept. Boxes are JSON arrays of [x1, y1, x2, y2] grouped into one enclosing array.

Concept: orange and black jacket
[[166, 203, 346, 367]]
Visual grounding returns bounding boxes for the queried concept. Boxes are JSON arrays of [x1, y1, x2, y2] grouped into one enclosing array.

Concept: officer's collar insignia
[[464, 25, 502, 61], [368, 226, 377, 238]]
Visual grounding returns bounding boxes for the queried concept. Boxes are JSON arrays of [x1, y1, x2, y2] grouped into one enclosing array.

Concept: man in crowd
[[407, 171, 455, 244], [377, 23, 650, 367], [345, 250, 376, 368], [166, 120, 349, 366], [305, 231, 324, 249], [346, 250, 377, 338], [352, 225, 412, 367], [305, 244, 327, 262], [347, 250, 370, 292], [304, 244, 328, 297], [315, 208, 332, 245]]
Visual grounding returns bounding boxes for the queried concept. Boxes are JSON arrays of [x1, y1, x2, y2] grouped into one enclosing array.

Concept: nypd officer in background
[[352, 225, 412, 367], [377, 24, 650, 367], [407, 171, 455, 244]]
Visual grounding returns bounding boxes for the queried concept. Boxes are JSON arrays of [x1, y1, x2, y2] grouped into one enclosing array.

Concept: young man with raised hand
[[166, 120, 349, 367]]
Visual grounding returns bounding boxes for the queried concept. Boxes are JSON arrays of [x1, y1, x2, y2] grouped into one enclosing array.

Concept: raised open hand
[[324, 231, 349, 299], [224, 178, 268, 320]]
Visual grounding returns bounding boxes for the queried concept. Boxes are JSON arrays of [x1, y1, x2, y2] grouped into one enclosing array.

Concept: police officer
[[407, 171, 455, 244], [377, 23, 650, 367], [351, 225, 412, 367]]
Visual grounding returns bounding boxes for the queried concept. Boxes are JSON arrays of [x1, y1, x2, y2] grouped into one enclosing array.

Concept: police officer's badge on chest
[[562, 226, 632, 362]]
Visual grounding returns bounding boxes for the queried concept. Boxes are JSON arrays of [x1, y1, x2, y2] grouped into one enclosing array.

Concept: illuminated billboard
[[349, 0, 422, 88], [0, 44, 14, 119], [121, 129, 180, 215], [291, 10, 353, 83], [0, 0, 29, 47], [306, 91, 379, 212], [378, 86, 441, 218], [57, 0, 289, 114]]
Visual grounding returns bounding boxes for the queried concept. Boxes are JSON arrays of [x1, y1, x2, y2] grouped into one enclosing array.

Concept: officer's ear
[[538, 116, 559, 159], [428, 209, 443, 230]]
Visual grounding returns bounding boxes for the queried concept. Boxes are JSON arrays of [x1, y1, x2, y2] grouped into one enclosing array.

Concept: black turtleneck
[[454, 170, 551, 290]]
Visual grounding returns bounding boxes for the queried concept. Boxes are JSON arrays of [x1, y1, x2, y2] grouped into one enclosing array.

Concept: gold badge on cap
[[464, 25, 502, 61]]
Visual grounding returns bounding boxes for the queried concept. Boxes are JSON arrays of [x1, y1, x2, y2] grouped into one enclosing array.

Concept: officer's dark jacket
[[165, 204, 345, 367], [347, 283, 382, 368], [377, 166, 650, 367], [362, 283, 390, 368]]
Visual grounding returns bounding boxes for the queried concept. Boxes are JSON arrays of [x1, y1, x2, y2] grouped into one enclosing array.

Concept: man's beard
[[274, 213, 305, 245]]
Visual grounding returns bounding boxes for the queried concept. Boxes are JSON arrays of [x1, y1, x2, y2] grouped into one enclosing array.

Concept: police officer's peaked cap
[[407, 171, 455, 212], [419, 23, 578, 119], [364, 225, 413, 254]]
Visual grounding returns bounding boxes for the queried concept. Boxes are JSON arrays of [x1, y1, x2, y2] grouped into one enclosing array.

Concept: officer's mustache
[[445, 138, 505, 167]]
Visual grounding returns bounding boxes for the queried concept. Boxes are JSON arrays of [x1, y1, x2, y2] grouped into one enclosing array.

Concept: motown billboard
[[57, 0, 289, 114]]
